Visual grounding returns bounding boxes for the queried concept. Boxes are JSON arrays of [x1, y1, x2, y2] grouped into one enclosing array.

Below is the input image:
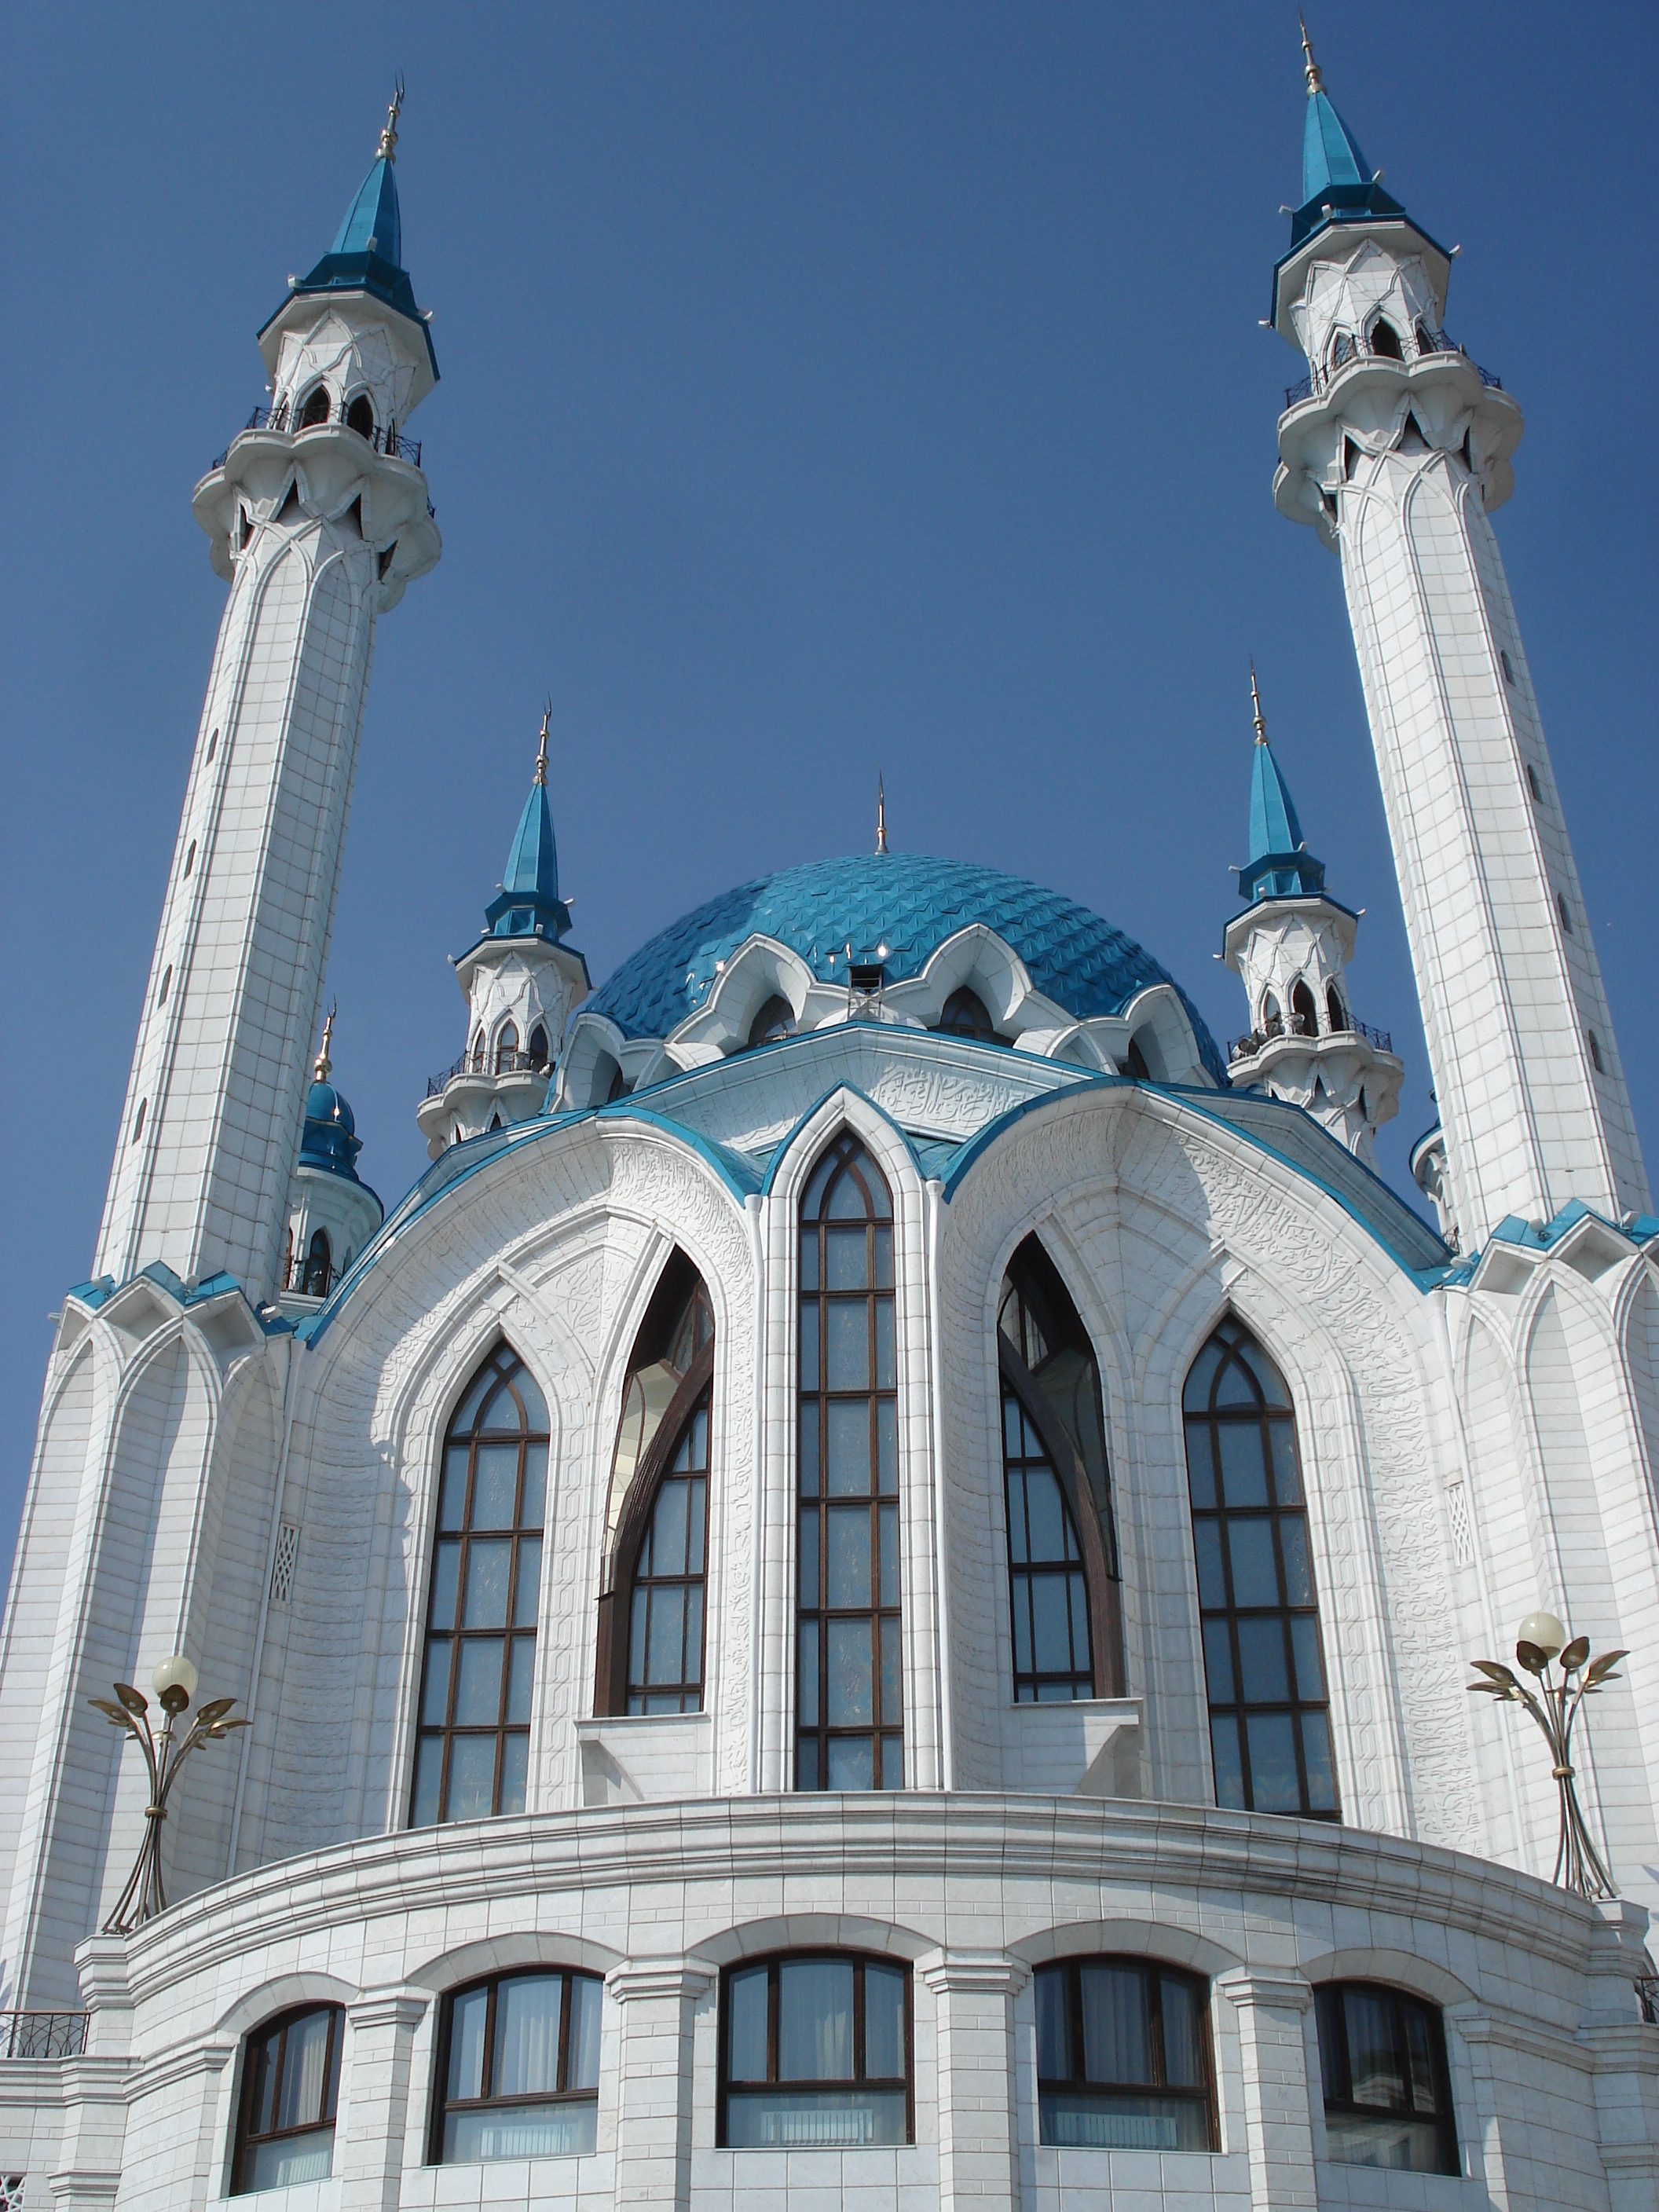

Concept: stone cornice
[[919, 1950, 1031, 1998], [118, 1796, 1606, 2012], [605, 1957, 716, 2005]]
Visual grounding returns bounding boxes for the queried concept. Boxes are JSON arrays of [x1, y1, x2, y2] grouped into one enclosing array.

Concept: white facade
[[2, 58, 1658, 2212]]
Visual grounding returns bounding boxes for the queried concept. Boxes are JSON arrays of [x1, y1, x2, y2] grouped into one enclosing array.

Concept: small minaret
[[417, 705, 591, 1157], [95, 90, 441, 1302], [280, 1008, 383, 1306], [1269, 27, 1647, 1244], [1223, 669, 1402, 1168]]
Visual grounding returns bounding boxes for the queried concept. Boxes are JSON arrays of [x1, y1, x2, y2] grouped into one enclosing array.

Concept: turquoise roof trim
[[1240, 741, 1324, 903], [586, 852, 1229, 1085], [1303, 86, 1372, 204], [331, 155, 402, 264], [261, 152, 439, 380], [485, 773, 573, 940]]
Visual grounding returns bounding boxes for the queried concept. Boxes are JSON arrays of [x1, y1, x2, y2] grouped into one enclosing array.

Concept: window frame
[[1314, 1979, 1458, 2176], [1033, 1955, 1218, 2153], [593, 1338, 716, 1716], [998, 1336, 1119, 1701], [232, 2001, 344, 2195], [410, 1343, 549, 1827], [428, 1967, 602, 2167], [1184, 1317, 1339, 1820], [716, 1950, 914, 2150]]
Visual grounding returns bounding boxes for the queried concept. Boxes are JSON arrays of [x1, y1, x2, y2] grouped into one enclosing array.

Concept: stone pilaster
[[335, 1987, 428, 2212], [1217, 1967, 1317, 2211], [921, 1950, 1029, 2208], [605, 1957, 712, 2208]]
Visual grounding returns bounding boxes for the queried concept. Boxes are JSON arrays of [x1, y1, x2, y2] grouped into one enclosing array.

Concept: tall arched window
[[797, 1133, 900, 1790], [1368, 318, 1404, 361], [998, 1237, 1124, 1699], [595, 1253, 715, 1716], [412, 1343, 549, 1826], [495, 1021, 519, 1072], [303, 1227, 331, 1297], [529, 1024, 550, 1070], [1325, 984, 1347, 1033], [1291, 980, 1319, 1037], [345, 393, 375, 439], [298, 385, 331, 427], [1183, 1317, 1337, 1817]]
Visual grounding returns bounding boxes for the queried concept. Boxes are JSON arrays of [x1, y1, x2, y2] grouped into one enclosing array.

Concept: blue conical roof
[[1237, 680, 1324, 903], [1302, 86, 1372, 205], [484, 746, 574, 940], [329, 154, 403, 266]]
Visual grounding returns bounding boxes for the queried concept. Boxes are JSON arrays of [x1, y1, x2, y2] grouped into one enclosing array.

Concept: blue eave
[[257, 255, 440, 383], [1269, 203, 1456, 335]]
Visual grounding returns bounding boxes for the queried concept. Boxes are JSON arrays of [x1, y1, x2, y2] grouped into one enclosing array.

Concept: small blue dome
[[305, 1080, 356, 1135], [588, 852, 1226, 1083], [300, 1081, 367, 1180]]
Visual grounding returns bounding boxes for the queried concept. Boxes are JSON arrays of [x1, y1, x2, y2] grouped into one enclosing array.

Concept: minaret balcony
[[1229, 1012, 1392, 1063], [210, 401, 423, 474], [417, 1050, 554, 1159], [1281, 325, 1501, 413]]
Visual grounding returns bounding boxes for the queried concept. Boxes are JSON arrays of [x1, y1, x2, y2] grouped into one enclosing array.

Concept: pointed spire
[[1238, 670, 1325, 903], [483, 704, 573, 942], [377, 75, 405, 163], [1298, 13, 1323, 93], [313, 1001, 336, 1082], [1250, 660, 1269, 745], [876, 771, 889, 855], [534, 698, 551, 787]]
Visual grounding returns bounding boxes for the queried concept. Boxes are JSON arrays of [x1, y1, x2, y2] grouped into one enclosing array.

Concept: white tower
[[1223, 669, 1403, 1168], [95, 90, 441, 1306], [1270, 31, 1648, 1249], [416, 706, 591, 1157]]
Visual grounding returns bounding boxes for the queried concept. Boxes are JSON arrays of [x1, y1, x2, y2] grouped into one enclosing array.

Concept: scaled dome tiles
[[588, 853, 1226, 1081]]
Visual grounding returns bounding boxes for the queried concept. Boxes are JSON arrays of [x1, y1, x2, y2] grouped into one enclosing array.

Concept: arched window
[[433, 1969, 602, 2163], [298, 386, 331, 428], [997, 1236, 1123, 1699], [1315, 1982, 1456, 2173], [595, 1253, 715, 1716], [1330, 331, 1356, 372], [1413, 321, 1437, 357], [1183, 1318, 1338, 1817], [1368, 318, 1404, 361], [1035, 1957, 1216, 2150], [748, 994, 795, 1047], [797, 1133, 900, 1790], [345, 394, 374, 439], [470, 1028, 486, 1072], [1261, 993, 1282, 1035], [495, 1020, 519, 1072], [720, 1954, 910, 2147], [411, 1342, 549, 1826], [158, 964, 172, 1006], [939, 986, 1000, 1043], [1125, 1036, 1152, 1080], [529, 1024, 549, 1070], [1325, 984, 1347, 1033], [1291, 980, 1319, 1037], [233, 2003, 343, 2192], [303, 1227, 331, 1297]]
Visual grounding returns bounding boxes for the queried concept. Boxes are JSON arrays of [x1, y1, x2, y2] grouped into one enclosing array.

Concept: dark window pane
[[1404, 2004, 1437, 2114], [877, 1401, 897, 1494], [498, 1733, 529, 1814], [826, 1506, 872, 1607], [506, 1637, 535, 1725], [798, 1510, 819, 1604], [875, 1301, 895, 1389], [462, 1540, 512, 1629], [1160, 1976, 1202, 2088], [1225, 1521, 1280, 1608], [728, 1965, 768, 2081], [519, 1443, 548, 1528], [651, 1479, 690, 1576], [880, 1617, 901, 1719], [826, 1735, 873, 1789], [430, 1540, 461, 1628], [826, 1401, 869, 1495], [800, 1302, 819, 1388], [878, 1504, 899, 1606], [1301, 1710, 1338, 1811], [801, 1225, 819, 1287], [1184, 1421, 1217, 1507], [410, 1736, 444, 1827], [1291, 1613, 1325, 1701], [1344, 1987, 1404, 2108], [826, 1618, 873, 1726], [1216, 1421, 1269, 1507], [798, 1622, 820, 1723], [1201, 1619, 1235, 1704], [800, 1403, 820, 1495], [514, 1537, 542, 1627], [421, 1638, 453, 1727], [826, 1303, 869, 1391], [1279, 1518, 1314, 1605], [1245, 1712, 1301, 1813], [1210, 1714, 1245, 1807], [1236, 1617, 1291, 1703], [439, 1447, 470, 1530], [865, 1965, 906, 2078], [1024, 1466, 1068, 1563], [1080, 1964, 1151, 2086], [1031, 1574, 1075, 1675], [1035, 1968, 1071, 2079], [779, 1959, 855, 2079], [454, 1639, 504, 1725], [1192, 1520, 1227, 1607], [446, 1734, 497, 1820], [874, 1225, 893, 1287], [1267, 1421, 1300, 1503], [471, 1443, 520, 1528], [826, 1226, 867, 1290]]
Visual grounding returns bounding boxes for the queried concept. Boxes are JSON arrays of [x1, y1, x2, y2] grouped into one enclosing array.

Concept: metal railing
[[424, 1048, 551, 1098], [1229, 1014, 1392, 1061], [1284, 328, 1502, 411], [211, 404, 422, 472], [0, 2011, 88, 2060], [283, 1254, 338, 1301]]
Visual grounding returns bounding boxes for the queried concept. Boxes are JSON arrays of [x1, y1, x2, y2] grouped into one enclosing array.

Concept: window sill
[[576, 1709, 711, 1806], [1002, 1696, 1141, 1795]]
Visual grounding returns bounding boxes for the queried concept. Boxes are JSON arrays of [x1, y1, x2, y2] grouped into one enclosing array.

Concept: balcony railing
[[211, 404, 422, 472], [0, 2011, 88, 2060], [283, 1254, 338, 1301], [1284, 327, 1502, 411], [1229, 1014, 1392, 1062], [425, 1048, 551, 1099]]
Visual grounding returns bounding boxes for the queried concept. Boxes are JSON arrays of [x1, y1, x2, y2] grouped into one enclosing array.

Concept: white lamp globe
[[1518, 1611, 1566, 1660], [151, 1654, 200, 1713]]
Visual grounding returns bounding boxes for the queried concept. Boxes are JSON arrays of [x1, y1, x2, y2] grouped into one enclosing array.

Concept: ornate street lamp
[[90, 1656, 248, 1932], [1467, 1610, 1625, 1899]]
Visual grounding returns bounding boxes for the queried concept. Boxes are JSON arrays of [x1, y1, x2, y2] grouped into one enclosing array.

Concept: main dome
[[586, 852, 1227, 1082]]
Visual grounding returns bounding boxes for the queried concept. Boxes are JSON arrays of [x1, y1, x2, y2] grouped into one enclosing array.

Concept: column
[[336, 1988, 429, 2212], [921, 1950, 1029, 2208], [1217, 1967, 1317, 2212], [606, 1957, 712, 2208]]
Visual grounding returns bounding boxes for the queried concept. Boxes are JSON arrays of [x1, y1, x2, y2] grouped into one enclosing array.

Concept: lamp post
[[90, 1656, 248, 1932], [1467, 1610, 1625, 1899]]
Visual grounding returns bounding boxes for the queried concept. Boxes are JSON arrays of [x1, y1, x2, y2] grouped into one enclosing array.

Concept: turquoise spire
[[1238, 668, 1325, 902], [485, 705, 574, 940], [262, 82, 438, 377], [1285, 20, 1407, 249]]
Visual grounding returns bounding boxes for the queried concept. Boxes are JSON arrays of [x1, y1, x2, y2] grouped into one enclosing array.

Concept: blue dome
[[306, 1080, 356, 1135], [300, 1080, 367, 1181], [587, 853, 1226, 1083]]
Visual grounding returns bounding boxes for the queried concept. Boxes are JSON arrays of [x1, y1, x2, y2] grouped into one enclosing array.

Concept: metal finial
[[535, 697, 551, 786], [1298, 15, 1324, 93], [1250, 661, 1269, 746], [378, 75, 405, 162], [314, 1000, 336, 1082], [876, 771, 889, 855]]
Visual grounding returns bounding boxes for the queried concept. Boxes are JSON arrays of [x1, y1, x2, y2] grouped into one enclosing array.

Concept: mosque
[[1, 31, 1657, 2212]]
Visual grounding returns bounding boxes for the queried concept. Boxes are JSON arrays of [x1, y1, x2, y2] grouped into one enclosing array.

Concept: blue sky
[[2, 3, 1655, 1591]]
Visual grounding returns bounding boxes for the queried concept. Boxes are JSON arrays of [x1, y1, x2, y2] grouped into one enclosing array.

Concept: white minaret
[[1270, 31, 1648, 1250], [94, 89, 441, 1305], [1223, 668, 1403, 1169], [416, 705, 591, 1158]]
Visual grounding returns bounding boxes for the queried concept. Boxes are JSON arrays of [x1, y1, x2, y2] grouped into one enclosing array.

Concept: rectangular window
[[1035, 1958, 1216, 2152], [1315, 1982, 1457, 2174], [720, 1954, 911, 2148], [432, 1969, 602, 2163]]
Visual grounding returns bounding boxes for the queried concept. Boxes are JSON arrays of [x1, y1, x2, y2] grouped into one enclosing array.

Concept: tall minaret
[[94, 89, 441, 1304], [1223, 668, 1402, 1169], [1270, 28, 1647, 1248]]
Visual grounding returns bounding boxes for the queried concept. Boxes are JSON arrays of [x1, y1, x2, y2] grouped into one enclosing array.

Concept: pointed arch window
[[529, 1024, 549, 1071], [939, 987, 1002, 1044], [797, 1133, 901, 1789], [1291, 980, 1319, 1038], [595, 1254, 715, 1716], [998, 1238, 1124, 1700], [412, 1343, 549, 1826], [1368, 318, 1404, 361], [1183, 1318, 1337, 1818], [495, 1021, 520, 1071], [302, 1228, 331, 1297], [1325, 985, 1347, 1033], [748, 994, 796, 1048]]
